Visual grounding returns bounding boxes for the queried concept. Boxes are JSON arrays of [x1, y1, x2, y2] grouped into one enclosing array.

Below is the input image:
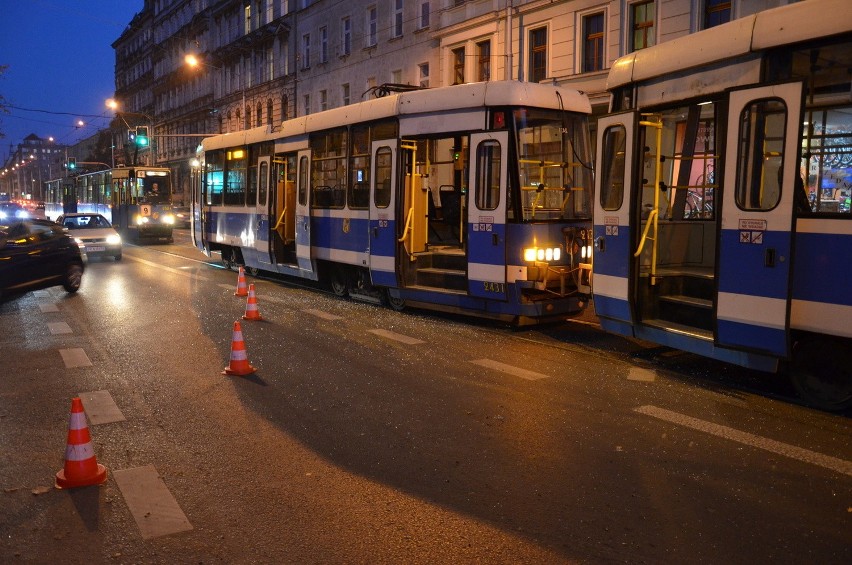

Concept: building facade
[[108, 0, 788, 204], [0, 135, 67, 202]]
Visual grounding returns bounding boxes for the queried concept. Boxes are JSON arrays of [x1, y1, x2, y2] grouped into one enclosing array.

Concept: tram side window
[[311, 128, 347, 209], [298, 156, 308, 206], [206, 150, 224, 205], [735, 98, 786, 211], [600, 125, 626, 211], [802, 107, 852, 214], [474, 140, 501, 211], [225, 149, 247, 206], [374, 146, 392, 208]]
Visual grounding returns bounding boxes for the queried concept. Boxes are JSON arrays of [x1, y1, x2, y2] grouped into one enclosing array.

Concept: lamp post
[[185, 53, 247, 131]]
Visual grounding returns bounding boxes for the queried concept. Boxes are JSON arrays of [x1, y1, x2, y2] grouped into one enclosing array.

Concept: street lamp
[[185, 53, 247, 131]]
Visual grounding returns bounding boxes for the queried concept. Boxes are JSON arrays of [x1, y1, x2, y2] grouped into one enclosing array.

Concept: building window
[[477, 40, 490, 82], [452, 47, 465, 84], [631, 1, 656, 52], [582, 12, 605, 72], [301, 33, 311, 69], [342, 16, 351, 55], [267, 99, 273, 125], [393, 0, 403, 38], [704, 0, 731, 29], [528, 27, 547, 83], [281, 95, 289, 121], [256, 101, 263, 127], [367, 6, 377, 47], [342, 83, 351, 105], [320, 26, 328, 63], [319, 90, 328, 111], [303, 94, 311, 116], [419, 2, 430, 29], [419, 62, 429, 87], [244, 4, 252, 35]]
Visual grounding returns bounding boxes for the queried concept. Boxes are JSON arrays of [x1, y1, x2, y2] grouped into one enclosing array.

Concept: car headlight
[[0, 211, 6, 219], [106, 234, 121, 245], [74, 237, 84, 245], [163, 214, 175, 225], [523, 246, 561, 263]]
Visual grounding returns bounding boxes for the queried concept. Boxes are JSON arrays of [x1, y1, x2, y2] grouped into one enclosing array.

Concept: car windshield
[[63, 215, 111, 229]]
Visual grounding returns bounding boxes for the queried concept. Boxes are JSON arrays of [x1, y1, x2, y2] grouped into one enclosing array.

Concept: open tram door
[[253, 155, 273, 267], [369, 140, 399, 287], [592, 112, 639, 333], [295, 149, 314, 275], [466, 131, 508, 300], [717, 82, 802, 358]]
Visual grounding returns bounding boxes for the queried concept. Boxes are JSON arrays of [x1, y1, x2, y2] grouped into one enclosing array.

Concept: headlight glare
[[523, 248, 536, 262], [106, 234, 121, 245], [163, 214, 175, 225]]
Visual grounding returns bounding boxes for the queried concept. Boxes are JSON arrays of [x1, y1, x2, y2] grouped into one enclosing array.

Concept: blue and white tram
[[593, 0, 852, 409], [193, 81, 594, 324]]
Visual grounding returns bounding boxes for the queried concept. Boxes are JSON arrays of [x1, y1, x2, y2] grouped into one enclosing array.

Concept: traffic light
[[67, 158, 77, 170], [135, 126, 149, 147]]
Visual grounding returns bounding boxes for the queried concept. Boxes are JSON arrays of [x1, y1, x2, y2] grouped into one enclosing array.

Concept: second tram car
[[46, 166, 175, 243], [593, 0, 852, 409], [193, 81, 594, 324]]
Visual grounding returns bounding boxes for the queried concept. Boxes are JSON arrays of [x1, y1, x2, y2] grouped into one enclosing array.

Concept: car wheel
[[114, 253, 122, 261], [62, 263, 84, 293]]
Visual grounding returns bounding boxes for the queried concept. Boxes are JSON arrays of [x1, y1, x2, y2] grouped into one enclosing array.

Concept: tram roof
[[607, 0, 852, 90], [201, 81, 590, 152]]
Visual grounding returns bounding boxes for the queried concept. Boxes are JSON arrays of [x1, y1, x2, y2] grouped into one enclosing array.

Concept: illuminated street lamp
[[106, 98, 156, 165]]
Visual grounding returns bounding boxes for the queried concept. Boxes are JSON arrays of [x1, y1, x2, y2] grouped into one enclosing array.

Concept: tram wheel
[[789, 337, 852, 412], [330, 269, 349, 297], [385, 290, 406, 312], [221, 248, 237, 271], [247, 266, 260, 277]]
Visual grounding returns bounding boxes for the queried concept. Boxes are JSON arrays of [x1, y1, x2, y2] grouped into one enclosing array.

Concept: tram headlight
[[163, 214, 175, 225], [135, 215, 150, 225], [523, 246, 561, 263]]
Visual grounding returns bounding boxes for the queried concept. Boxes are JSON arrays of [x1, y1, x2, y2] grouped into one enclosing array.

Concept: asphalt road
[[1, 230, 849, 563]]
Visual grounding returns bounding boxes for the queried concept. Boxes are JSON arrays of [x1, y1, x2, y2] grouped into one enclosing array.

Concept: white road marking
[[112, 465, 193, 540], [38, 303, 60, 313], [59, 348, 92, 368], [635, 405, 852, 477], [302, 308, 343, 321], [369, 329, 425, 345], [471, 359, 550, 381], [47, 321, 73, 335], [627, 367, 656, 382], [78, 390, 126, 425]]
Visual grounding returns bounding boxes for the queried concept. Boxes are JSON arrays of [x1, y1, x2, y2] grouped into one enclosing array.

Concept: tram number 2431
[[483, 282, 506, 294]]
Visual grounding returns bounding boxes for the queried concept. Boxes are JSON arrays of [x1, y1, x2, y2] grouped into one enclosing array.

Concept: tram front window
[[512, 108, 592, 221], [140, 178, 170, 204]]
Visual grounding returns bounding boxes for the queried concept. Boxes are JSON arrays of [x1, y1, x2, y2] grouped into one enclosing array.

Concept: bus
[[192, 81, 594, 325], [593, 0, 852, 410], [46, 166, 175, 243]]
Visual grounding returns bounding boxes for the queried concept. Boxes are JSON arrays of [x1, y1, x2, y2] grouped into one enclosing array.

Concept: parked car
[[57, 213, 123, 261], [172, 206, 192, 229], [0, 201, 30, 220], [0, 218, 84, 300]]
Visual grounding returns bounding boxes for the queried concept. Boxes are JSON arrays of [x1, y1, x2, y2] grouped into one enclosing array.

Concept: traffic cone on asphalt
[[55, 397, 108, 489], [234, 266, 248, 297], [242, 284, 263, 321], [223, 320, 257, 376]]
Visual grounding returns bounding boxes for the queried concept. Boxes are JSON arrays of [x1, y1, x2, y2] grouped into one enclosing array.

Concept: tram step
[[659, 294, 712, 309], [415, 267, 467, 291], [642, 318, 713, 340]]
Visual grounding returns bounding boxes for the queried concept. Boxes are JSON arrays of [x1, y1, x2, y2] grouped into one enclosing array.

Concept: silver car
[[57, 213, 123, 261]]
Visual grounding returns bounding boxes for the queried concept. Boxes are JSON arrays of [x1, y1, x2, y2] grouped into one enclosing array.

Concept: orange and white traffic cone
[[55, 397, 108, 489], [223, 320, 257, 376], [242, 284, 263, 321], [234, 265, 248, 297]]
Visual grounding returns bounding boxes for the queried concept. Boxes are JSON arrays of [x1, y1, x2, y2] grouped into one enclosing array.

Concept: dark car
[[171, 206, 192, 229], [0, 218, 84, 300], [0, 201, 30, 220]]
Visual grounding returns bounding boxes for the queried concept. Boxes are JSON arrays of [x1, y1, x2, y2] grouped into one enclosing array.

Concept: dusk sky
[[0, 1, 142, 162]]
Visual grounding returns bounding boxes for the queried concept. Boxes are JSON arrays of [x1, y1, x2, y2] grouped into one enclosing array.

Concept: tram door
[[295, 149, 314, 274], [592, 112, 638, 330], [369, 140, 399, 287], [254, 156, 273, 266], [716, 82, 802, 357], [467, 131, 508, 300]]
